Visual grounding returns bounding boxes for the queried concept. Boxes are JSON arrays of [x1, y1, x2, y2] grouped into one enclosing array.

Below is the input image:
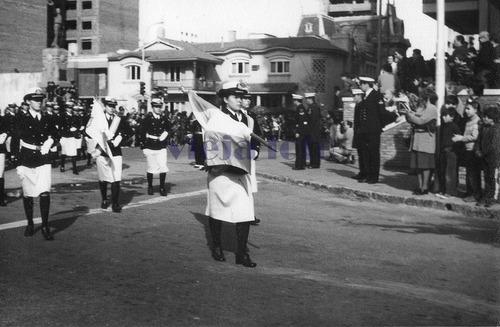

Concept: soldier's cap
[[358, 77, 375, 84], [292, 94, 303, 100], [304, 92, 316, 98], [151, 98, 163, 106], [352, 88, 364, 95], [104, 96, 118, 107], [23, 87, 45, 102], [46, 101, 54, 107], [218, 81, 249, 97]]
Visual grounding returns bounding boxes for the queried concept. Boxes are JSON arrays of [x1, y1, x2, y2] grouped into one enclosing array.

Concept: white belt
[[146, 133, 161, 140], [20, 140, 41, 151]]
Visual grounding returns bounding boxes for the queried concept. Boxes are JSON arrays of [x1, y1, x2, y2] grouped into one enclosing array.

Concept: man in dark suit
[[304, 93, 323, 168], [354, 77, 398, 184]]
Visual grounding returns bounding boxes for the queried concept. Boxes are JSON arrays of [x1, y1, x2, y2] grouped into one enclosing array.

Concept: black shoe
[[41, 226, 54, 241], [112, 205, 122, 213], [351, 174, 364, 180], [413, 188, 428, 195], [0, 198, 6, 207], [249, 218, 260, 225], [292, 167, 305, 170], [24, 225, 34, 237], [60, 167, 65, 172], [367, 179, 379, 184], [235, 253, 257, 268], [101, 200, 109, 209], [358, 178, 368, 183], [159, 188, 167, 196], [308, 166, 320, 169], [72, 169, 79, 175], [148, 187, 154, 195], [211, 247, 226, 262]]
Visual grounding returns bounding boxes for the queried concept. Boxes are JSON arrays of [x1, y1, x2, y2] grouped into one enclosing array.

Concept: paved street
[[0, 147, 499, 326]]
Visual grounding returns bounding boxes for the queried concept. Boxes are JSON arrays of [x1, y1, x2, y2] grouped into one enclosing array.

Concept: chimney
[[227, 30, 236, 42]]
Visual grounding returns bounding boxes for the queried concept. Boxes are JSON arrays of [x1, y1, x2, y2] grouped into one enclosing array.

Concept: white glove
[[0, 133, 7, 144], [40, 138, 54, 155], [112, 135, 123, 147], [105, 130, 114, 140], [91, 148, 102, 158], [159, 131, 169, 141], [251, 149, 258, 160], [70, 127, 77, 132]]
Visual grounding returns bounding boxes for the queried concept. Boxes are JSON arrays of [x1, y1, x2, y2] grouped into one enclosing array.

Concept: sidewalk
[[255, 141, 500, 220]]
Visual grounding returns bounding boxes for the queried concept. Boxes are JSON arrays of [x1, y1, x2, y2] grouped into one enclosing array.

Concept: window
[[66, 20, 77, 30], [312, 58, 326, 92], [170, 67, 181, 81], [270, 60, 290, 74], [66, 1, 77, 10], [82, 21, 92, 30], [125, 65, 141, 80], [305, 22, 313, 33], [82, 39, 92, 50], [82, 1, 92, 9], [231, 61, 249, 74]]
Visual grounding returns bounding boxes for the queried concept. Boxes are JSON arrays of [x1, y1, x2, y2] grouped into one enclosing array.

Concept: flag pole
[[251, 133, 277, 152]]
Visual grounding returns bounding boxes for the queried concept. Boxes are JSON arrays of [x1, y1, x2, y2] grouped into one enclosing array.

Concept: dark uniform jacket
[[140, 112, 170, 151], [0, 115, 10, 154], [294, 107, 311, 137], [354, 89, 397, 135], [308, 102, 323, 142], [106, 114, 133, 157], [17, 111, 60, 168], [59, 113, 81, 138]]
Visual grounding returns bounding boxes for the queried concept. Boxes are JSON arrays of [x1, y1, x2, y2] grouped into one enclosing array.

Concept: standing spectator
[[304, 93, 322, 169], [490, 33, 500, 88], [292, 94, 309, 170], [411, 49, 428, 83], [351, 88, 366, 179], [395, 49, 415, 94], [387, 54, 398, 76], [476, 106, 500, 207], [474, 31, 496, 88], [437, 107, 461, 197], [17, 87, 60, 240], [377, 64, 400, 94], [452, 100, 482, 202], [354, 77, 398, 184], [400, 88, 438, 195], [189, 113, 205, 170]]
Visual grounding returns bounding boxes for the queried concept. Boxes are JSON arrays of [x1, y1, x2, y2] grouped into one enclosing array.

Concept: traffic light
[[140, 82, 146, 95]]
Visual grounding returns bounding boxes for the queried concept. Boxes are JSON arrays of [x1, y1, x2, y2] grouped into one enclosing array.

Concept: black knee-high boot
[[71, 156, 78, 175], [40, 193, 53, 241], [209, 217, 225, 261], [111, 182, 121, 213], [147, 173, 153, 195], [99, 181, 108, 208], [60, 155, 66, 172], [0, 178, 6, 206], [235, 222, 256, 267], [86, 153, 92, 166], [23, 196, 34, 237], [159, 173, 166, 196]]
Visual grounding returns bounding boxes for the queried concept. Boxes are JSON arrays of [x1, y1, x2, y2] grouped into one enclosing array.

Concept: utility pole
[[377, 0, 382, 71]]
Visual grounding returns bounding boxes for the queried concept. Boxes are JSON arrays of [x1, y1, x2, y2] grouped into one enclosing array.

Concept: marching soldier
[[59, 101, 81, 174], [17, 87, 60, 240], [95, 97, 133, 213], [140, 97, 170, 196], [206, 81, 259, 267], [44, 102, 60, 168]]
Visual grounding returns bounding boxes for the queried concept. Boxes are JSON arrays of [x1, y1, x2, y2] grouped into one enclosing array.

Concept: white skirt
[[143, 148, 169, 174], [0, 153, 5, 177], [205, 170, 254, 223], [96, 155, 122, 182], [60, 137, 78, 156], [17, 164, 51, 197]]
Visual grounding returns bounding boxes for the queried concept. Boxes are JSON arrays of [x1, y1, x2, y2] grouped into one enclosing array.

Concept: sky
[[139, 0, 451, 59]]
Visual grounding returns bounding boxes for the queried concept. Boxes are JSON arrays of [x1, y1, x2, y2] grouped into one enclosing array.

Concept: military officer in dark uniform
[[292, 94, 310, 170], [17, 87, 60, 240], [59, 101, 81, 174], [304, 93, 323, 168], [353, 77, 398, 184], [0, 108, 11, 206], [95, 97, 133, 213], [140, 97, 170, 196]]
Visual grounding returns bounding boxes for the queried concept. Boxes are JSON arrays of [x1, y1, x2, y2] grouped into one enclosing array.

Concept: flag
[[85, 97, 112, 158]]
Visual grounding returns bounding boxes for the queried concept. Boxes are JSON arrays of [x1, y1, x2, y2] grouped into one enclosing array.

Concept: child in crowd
[[452, 101, 482, 202], [476, 106, 500, 207], [331, 120, 354, 164], [437, 107, 461, 197]]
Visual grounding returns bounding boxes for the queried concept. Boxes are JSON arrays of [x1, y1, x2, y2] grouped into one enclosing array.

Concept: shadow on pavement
[[50, 205, 90, 235]]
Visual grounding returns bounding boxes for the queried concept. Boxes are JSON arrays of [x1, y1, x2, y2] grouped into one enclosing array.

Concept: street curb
[[257, 172, 500, 220]]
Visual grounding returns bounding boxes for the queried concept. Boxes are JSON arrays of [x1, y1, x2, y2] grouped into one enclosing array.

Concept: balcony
[[153, 79, 218, 93]]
